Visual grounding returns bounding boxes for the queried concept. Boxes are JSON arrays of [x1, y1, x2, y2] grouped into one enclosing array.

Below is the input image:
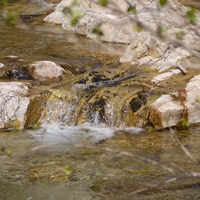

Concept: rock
[[0, 82, 49, 130], [151, 69, 181, 84], [0, 82, 30, 130], [44, 0, 200, 72], [148, 94, 184, 128], [0, 63, 5, 78], [28, 61, 67, 83], [149, 74, 200, 128], [185, 75, 200, 125]]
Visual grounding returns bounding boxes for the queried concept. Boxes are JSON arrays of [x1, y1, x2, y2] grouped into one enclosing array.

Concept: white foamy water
[[29, 123, 144, 145]]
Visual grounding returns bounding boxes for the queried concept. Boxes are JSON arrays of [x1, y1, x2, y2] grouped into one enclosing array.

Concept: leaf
[[98, 0, 109, 7], [127, 5, 136, 14], [187, 7, 196, 24], [70, 10, 84, 26], [92, 24, 104, 36], [134, 25, 142, 32], [6, 11, 17, 26], [159, 0, 167, 5]]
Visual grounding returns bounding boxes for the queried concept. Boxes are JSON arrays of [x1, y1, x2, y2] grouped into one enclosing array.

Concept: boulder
[[148, 94, 184, 128], [0, 82, 49, 130], [0, 82, 30, 130], [185, 75, 200, 125], [28, 61, 67, 83]]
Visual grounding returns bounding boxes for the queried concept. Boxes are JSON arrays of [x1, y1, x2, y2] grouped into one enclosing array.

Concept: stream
[[0, 2, 200, 199]]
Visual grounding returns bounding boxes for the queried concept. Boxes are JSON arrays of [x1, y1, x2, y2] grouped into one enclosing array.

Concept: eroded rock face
[[28, 61, 67, 83]]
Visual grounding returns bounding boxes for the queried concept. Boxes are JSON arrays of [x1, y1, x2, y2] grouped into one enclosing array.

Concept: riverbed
[[0, 2, 200, 200]]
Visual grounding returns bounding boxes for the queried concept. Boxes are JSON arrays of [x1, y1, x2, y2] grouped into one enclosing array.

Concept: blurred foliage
[[6, 11, 17, 26], [98, 0, 109, 7], [187, 7, 196, 24], [92, 24, 104, 36], [0, 0, 8, 7], [159, 0, 168, 6], [1, 146, 12, 157], [127, 5, 136, 14], [0, 0, 17, 26]]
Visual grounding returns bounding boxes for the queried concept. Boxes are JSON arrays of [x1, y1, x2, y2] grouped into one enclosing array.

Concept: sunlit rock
[[185, 75, 200, 125], [28, 61, 67, 83], [0, 82, 30, 130], [148, 94, 184, 128]]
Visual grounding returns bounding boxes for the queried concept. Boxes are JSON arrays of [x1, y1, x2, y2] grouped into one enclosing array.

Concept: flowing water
[[0, 2, 200, 200]]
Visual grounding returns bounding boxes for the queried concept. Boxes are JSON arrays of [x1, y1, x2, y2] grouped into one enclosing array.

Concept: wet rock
[[2, 55, 31, 80], [28, 61, 67, 83], [129, 94, 147, 113]]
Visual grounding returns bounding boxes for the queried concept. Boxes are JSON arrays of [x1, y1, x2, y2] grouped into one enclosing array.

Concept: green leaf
[[159, 0, 167, 6], [92, 24, 104, 36], [6, 11, 17, 26], [98, 0, 109, 7], [187, 7, 196, 24], [127, 5, 136, 14], [70, 10, 83, 26]]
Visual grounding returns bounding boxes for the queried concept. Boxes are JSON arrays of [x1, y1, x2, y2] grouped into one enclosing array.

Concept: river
[[0, 1, 200, 200]]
